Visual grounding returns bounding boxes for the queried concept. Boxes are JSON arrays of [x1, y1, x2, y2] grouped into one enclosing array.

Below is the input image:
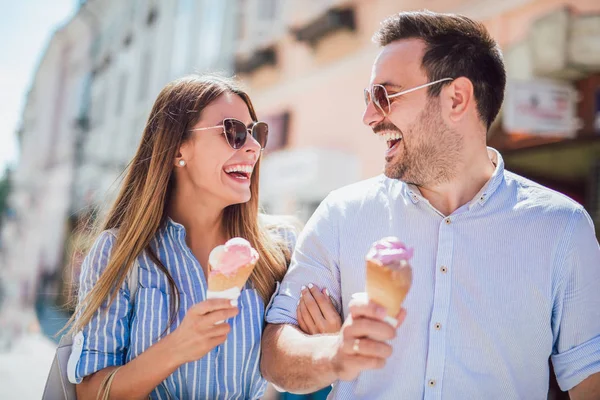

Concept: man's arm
[[551, 208, 600, 393], [261, 300, 403, 394], [261, 324, 338, 394], [570, 372, 600, 400]]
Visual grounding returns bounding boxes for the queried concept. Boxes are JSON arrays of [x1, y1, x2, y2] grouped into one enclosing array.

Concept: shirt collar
[[165, 216, 187, 236], [403, 147, 505, 209]]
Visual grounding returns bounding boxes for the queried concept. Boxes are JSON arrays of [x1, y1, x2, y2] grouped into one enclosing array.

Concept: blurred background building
[[0, 0, 599, 398]]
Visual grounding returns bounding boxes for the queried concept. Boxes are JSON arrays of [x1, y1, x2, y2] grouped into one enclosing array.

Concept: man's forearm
[[261, 323, 339, 394], [569, 372, 600, 400]]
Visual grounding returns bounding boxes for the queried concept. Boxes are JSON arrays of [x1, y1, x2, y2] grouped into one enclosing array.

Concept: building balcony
[[292, 7, 356, 47], [234, 46, 277, 74]]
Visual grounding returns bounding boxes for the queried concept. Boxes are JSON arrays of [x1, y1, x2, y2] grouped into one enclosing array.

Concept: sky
[[0, 0, 77, 178]]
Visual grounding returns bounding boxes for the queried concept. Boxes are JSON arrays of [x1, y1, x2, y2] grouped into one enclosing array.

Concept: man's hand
[[329, 294, 407, 381]]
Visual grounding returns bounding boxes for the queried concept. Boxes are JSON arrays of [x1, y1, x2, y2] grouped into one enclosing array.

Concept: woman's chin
[[225, 192, 252, 207]]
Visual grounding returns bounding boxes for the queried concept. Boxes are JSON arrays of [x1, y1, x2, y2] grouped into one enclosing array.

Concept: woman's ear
[[174, 147, 186, 168]]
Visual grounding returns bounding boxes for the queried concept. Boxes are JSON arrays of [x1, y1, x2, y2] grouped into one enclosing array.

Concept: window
[[258, 0, 277, 20], [91, 89, 106, 127], [115, 72, 128, 116], [138, 50, 152, 101]]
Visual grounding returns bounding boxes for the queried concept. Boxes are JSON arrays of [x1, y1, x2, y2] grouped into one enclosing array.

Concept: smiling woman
[[60, 74, 342, 399]]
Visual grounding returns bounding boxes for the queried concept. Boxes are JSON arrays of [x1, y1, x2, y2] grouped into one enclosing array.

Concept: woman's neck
[[168, 188, 227, 272]]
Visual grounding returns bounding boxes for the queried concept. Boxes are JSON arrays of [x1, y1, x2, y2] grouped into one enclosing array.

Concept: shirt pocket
[[128, 287, 172, 360]]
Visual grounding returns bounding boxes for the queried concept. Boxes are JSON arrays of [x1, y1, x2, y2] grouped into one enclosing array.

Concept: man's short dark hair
[[373, 10, 506, 130]]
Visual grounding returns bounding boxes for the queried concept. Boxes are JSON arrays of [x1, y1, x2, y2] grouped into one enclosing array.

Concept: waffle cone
[[208, 261, 257, 292], [366, 259, 412, 318]]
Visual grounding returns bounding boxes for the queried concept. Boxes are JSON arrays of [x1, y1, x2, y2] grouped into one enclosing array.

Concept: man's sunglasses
[[189, 118, 268, 150], [364, 78, 454, 116]]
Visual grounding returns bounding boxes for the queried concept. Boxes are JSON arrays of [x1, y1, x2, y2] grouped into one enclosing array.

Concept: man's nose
[[362, 100, 384, 128]]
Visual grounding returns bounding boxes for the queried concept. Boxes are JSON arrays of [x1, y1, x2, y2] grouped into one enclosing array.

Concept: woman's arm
[[76, 333, 179, 400], [297, 284, 342, 335], [76, 298, 238, 400]]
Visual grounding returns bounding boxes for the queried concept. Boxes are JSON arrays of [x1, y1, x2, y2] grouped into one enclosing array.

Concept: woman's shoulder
[[260, 214, 301, 236], [260, 214, 302, 254]]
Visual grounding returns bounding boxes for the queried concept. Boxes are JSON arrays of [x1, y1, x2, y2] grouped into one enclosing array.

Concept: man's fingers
[[310, 286, 340, 323], [189, 298, 237, 315], [344, 317, 396, 341], [343, 337, 393, 359], [341, 354, 387, 372], [348, 298, 387, 322], [395, 308, 407, 327]]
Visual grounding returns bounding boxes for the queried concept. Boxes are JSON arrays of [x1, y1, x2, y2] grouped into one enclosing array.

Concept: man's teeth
[[224, 165, 253, 174], [380, 132, 403, 142]]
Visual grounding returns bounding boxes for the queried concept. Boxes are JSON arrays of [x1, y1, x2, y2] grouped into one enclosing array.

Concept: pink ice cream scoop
[[366, 237, 413, 268], [208, 237, 259, 277]]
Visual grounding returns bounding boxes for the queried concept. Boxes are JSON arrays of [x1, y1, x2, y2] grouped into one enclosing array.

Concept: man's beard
[[384, 100, 463, 186]]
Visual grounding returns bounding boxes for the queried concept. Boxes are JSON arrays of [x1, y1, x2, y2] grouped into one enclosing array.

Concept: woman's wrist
[[154, 331, 185, 371]]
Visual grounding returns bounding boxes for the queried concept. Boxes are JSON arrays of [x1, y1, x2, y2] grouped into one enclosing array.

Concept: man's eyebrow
[[379, 82, 403, 90]]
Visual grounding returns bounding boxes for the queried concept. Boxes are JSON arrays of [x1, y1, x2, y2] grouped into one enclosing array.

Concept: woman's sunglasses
[[190, 118, 269, 150], [364, 78, 454, 116]]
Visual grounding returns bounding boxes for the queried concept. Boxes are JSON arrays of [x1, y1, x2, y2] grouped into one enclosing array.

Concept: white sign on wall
[[503, 79, 580, 138]]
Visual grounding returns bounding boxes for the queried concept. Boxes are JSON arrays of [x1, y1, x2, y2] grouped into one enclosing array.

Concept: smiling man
[[261, 11, 600, 400]]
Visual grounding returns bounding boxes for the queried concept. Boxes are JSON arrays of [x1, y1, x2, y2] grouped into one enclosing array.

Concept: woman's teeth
[[224, 165, 253, 179], [224, 165, 253, 174]]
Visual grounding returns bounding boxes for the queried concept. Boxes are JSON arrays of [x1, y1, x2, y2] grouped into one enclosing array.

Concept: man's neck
[[417, 149, 496, 217]]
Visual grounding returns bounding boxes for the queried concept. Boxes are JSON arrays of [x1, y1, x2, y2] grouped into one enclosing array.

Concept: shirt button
[[76, 337, 83, 346], [434, 323, 441, 330], [440, 266, 447, 273], [445, 218, 451, 225], [428, 379, 436, 387]]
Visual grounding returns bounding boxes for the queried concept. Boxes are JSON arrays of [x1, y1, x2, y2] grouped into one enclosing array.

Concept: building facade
[[235, 0, 600, 230], [0, 0, 243, 340], [0, 8, 95, 342]]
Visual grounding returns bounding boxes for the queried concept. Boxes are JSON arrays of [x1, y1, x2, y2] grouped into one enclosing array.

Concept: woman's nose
[[244, 132, 261, 153]]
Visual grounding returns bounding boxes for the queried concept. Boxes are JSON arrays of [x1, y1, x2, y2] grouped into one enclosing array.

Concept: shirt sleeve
[[265, 196, 342, 325], [551, 208, 600, 391], [68, 230, 133, 383]]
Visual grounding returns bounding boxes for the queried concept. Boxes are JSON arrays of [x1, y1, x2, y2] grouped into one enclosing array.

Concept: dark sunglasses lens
[[224, 119, 247, 149], [252, 122, 268, 149], [372, 86, 390, 114]]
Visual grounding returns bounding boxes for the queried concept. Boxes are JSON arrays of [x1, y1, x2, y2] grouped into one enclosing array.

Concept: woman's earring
[[178, 160, 186, 167]]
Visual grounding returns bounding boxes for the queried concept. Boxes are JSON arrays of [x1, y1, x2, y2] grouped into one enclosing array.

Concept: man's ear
[[444, 77, 474, 124]]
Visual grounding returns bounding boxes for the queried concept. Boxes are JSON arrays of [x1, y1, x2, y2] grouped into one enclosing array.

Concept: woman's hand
[[167, 298, 239, 365], [297, 284, 342, 335]]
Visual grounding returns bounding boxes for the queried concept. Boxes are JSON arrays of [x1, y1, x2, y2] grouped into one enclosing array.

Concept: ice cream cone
[[208, 259, 257, 292], [366, 259, 412, 319], [206, 237, 259, 298], [364, 237, 413, 324]]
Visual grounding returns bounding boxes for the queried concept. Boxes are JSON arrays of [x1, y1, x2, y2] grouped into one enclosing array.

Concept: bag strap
[[127, 258, 140, 304], [96, 366, 122, 400]]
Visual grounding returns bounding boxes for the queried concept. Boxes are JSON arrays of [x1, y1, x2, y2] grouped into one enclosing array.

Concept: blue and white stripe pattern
[[266, 148, 600, 399], [71, 219, 286, 399]]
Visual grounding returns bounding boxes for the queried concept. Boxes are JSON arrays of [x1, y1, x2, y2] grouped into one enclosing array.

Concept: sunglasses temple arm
[[388, 78, 453, 98]]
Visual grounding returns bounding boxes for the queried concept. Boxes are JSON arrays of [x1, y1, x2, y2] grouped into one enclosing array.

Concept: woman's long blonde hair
[[68, 74, 290, 334]]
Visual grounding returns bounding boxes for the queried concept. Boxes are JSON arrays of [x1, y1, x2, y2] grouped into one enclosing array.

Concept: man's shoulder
[[325, 174, 394, 207], [504, 170, 584, 215]]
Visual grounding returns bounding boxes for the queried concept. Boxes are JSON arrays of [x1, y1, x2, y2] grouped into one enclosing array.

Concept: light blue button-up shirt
[[266, 148, 600, 399], [70, 219, 293, 399]]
